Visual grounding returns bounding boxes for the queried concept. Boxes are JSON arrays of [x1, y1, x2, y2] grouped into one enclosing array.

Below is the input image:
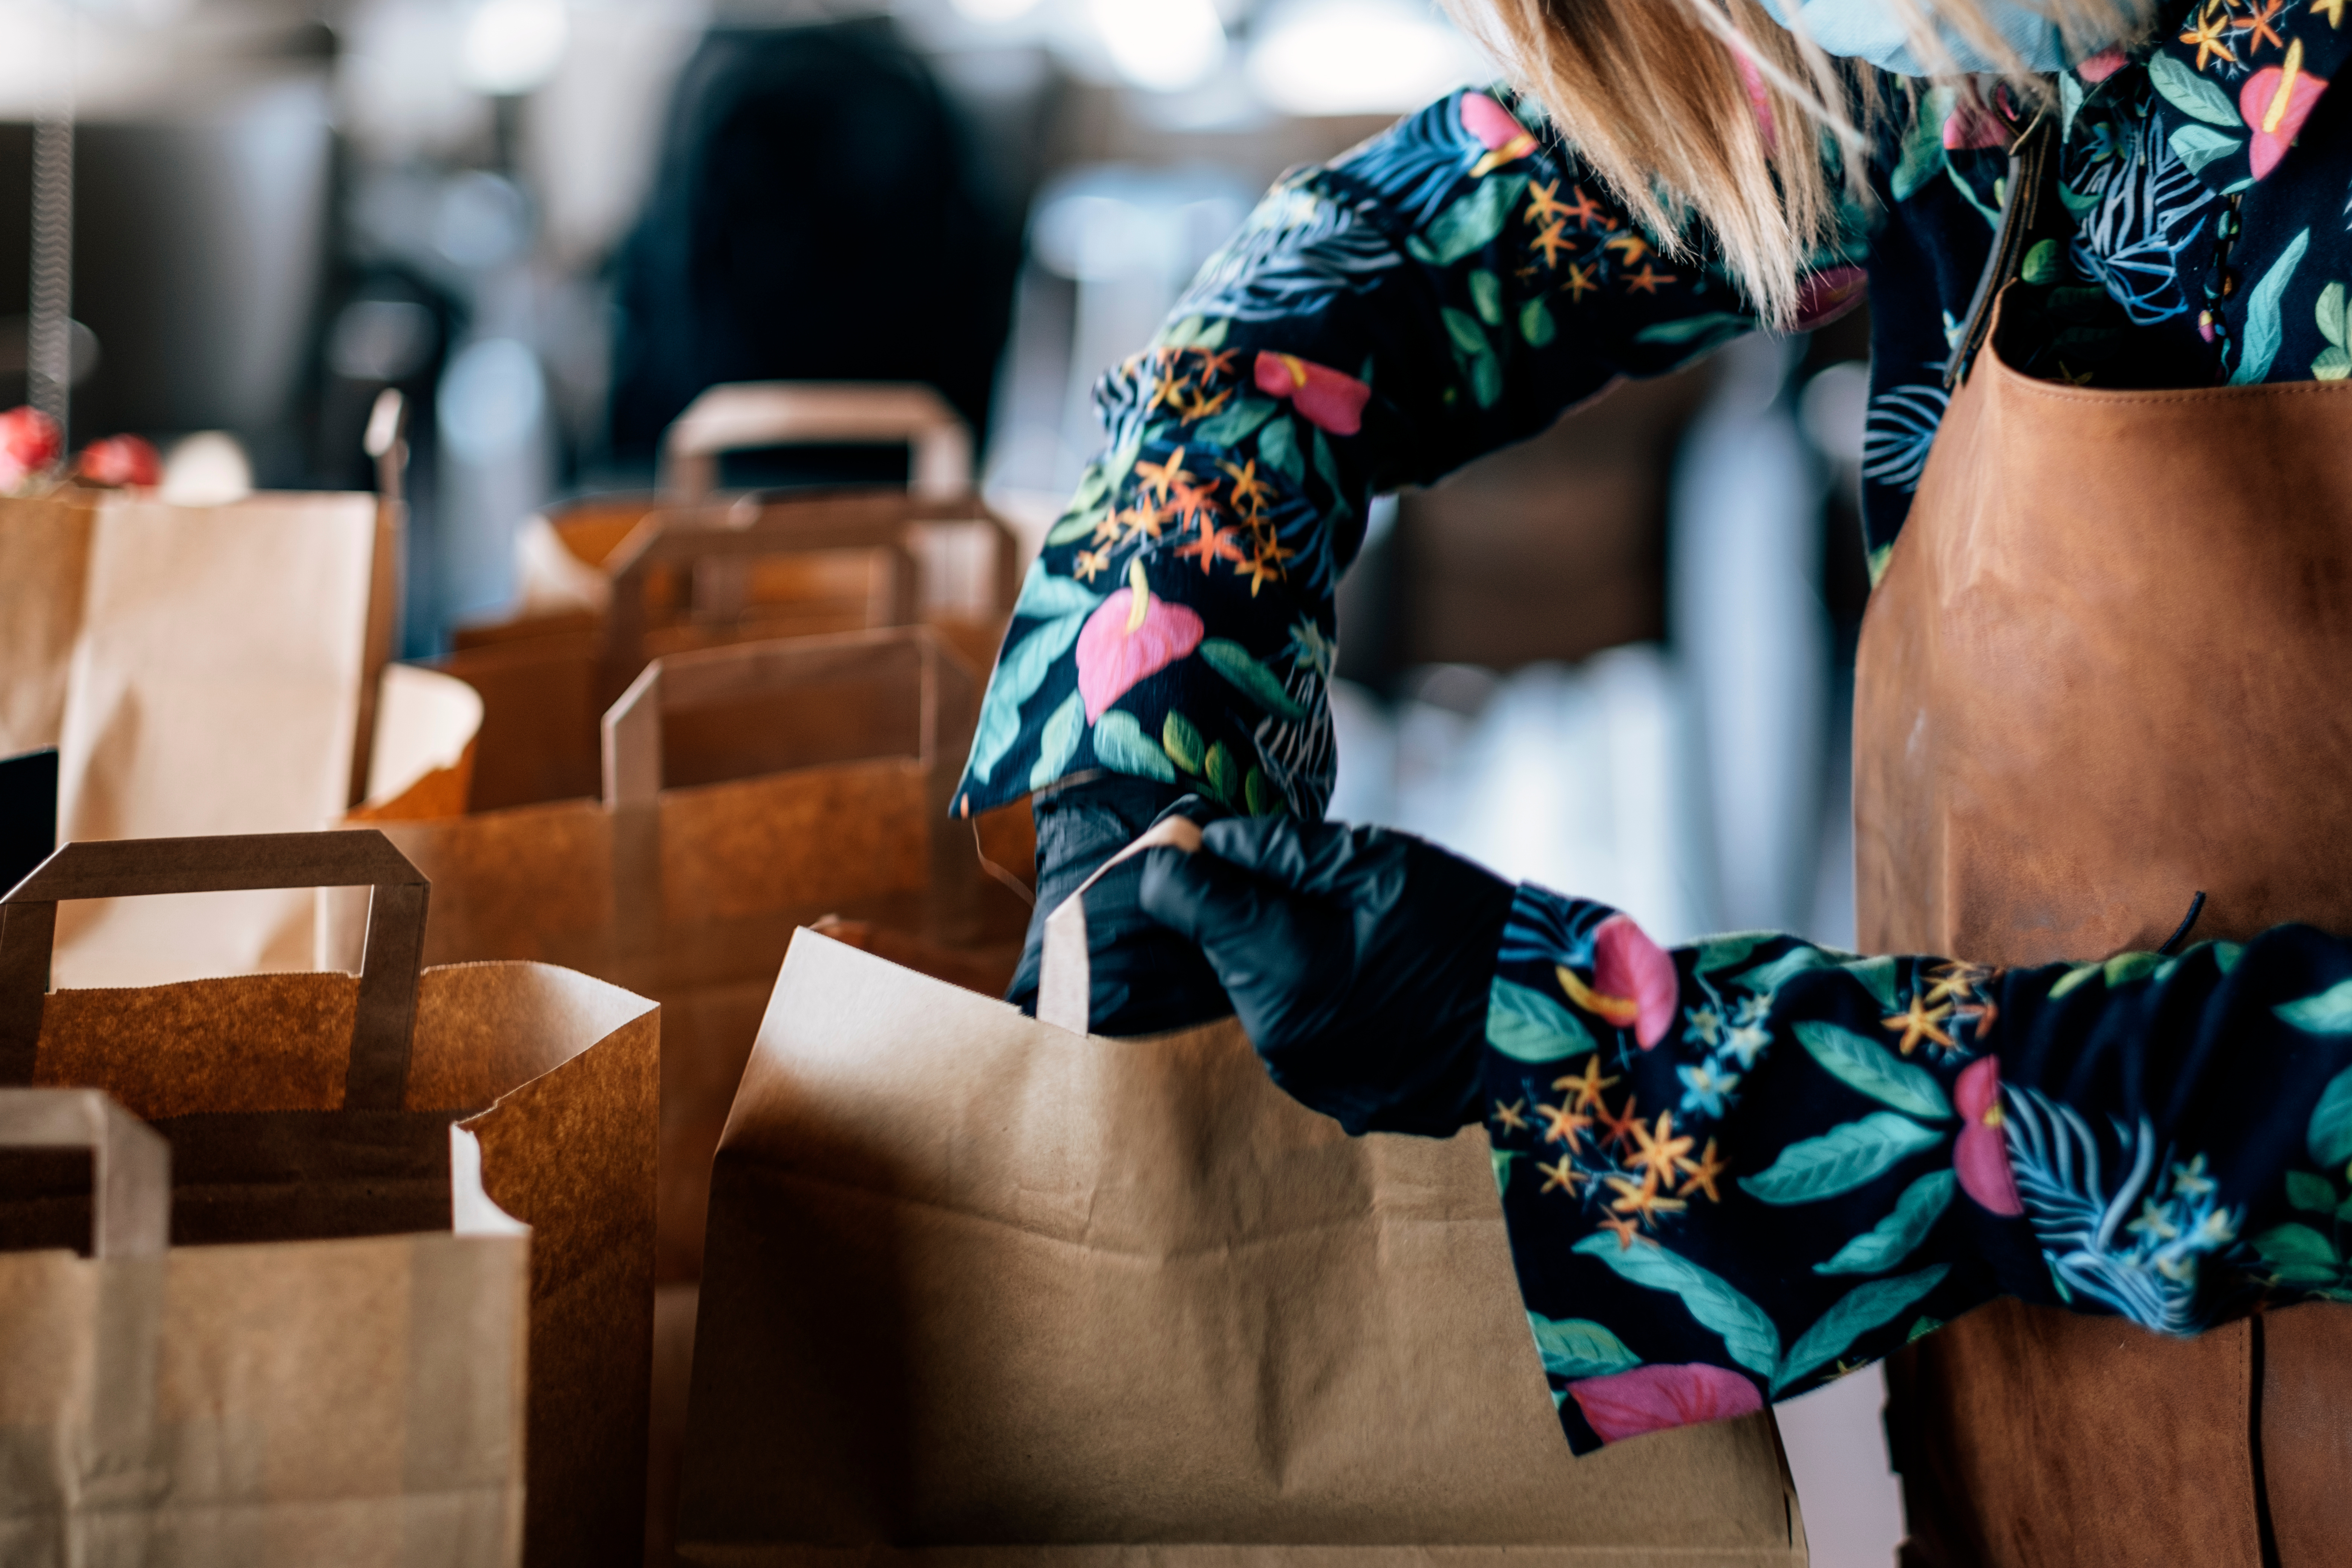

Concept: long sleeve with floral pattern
[[954, 88, 1869, 822], [1491, 885, 2352, 1453]]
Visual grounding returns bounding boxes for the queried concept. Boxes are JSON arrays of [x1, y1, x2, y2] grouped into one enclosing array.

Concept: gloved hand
[[1003, 773, 1232, 1035], [1137, 815, 1516, 1136]]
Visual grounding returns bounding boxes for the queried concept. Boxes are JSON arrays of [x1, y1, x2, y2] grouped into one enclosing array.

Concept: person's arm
[[1141, 817, 2352, 1452], [981, 87, 1869, 1025]]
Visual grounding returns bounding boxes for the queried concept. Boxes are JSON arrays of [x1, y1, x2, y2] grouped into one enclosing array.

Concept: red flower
[[1075, 559, 1205, 721], [0, 405, 63, 490], [1942, 101, 2009, 151], [1954, 1056, 2023, 1217], [75, 434, 161, 488], [1253, 352, 1369, 437], [1570, 1362, 1762, 1443], [1793, 266, 1868, 332], [2076, 47, 2126, 83], [2242, 61, 2327, 181], [1460, 92, 1539, 176], [1592, 914, 1678, 1050]]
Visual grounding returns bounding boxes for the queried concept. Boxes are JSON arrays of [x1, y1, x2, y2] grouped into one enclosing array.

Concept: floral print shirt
[[957, 0, 2352, 824], [1493, 892, 2352, 1451], [955, 0, 2352, 1452]]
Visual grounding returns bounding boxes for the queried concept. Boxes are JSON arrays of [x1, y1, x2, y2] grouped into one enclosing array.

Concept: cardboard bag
[[0, 492, 97, 757], [346, 627, 1027, 1282], [674, 842, 1807, 1566], [0, 1087, 528, 1566], [0, 831, 658, 1568], [49, 491, 399, 988], [441, 491, 1021, 812]]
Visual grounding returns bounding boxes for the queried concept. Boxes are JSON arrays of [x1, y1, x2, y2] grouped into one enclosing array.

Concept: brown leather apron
[[1853, 130, 2352, 1567]]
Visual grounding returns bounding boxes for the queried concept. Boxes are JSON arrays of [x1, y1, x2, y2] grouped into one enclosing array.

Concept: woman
[[962, 3, 2352, 1563]]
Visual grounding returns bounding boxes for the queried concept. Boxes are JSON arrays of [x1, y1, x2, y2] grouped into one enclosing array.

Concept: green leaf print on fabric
[[1519, 296, 1556, 347], [1633, 312, 1753, 348], [1010, 557, 1107, 621], [2168, 121, 2246, 178], [1259, 413, 1306, 486], [1468, 269, 1504, 326], [1192, 394, 1280, 449], [1198, 639, 1308, 720], [2252, 1221, 2340, 1284], [1695, 933, 1775, 975], [1891, 86, 1956, 203], [1815, 1171, 1956, 1276], [1528, 1313, 1644, 1381], [1441, 306, 1490, 356], [2289, 1170, 2341, 1214], [1795, 1022, 1954, 1121], [1029, 691, 1085, 792], [1737, 946, 1835, 994], [1572, 1233, 1782, 1377], [1848, 955, 1902, 1012], [2316, 283, 2351, 379], [2232, 227, 2310, 386], [1205, 741, 1241, 802], [1740, 1113, 1947, 1205], [1405, 173, 1532, 266], [2149, 50, 2242, 126], [1161, 709, 1206, 775], [968, 609, 1091, 783], [1775, 1263, 1952, 1392], [2279, 979, 2352, 1036], [1091, 708, 1176, 782], [2302, 1063, 2352, 1167], [1488, 975, 1598, 1063]]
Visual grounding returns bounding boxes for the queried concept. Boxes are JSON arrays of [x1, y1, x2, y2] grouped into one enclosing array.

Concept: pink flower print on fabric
[[1592, 913, 1678, 1051], [1461, 91, 1537, 176], [1954, 1055, 2024, 1217], [1253, 352, 1371, 437], [1943, 100, 2009, 151], [1569, 1362, 1763, 1444], [2242, 50, 2328, 181], [1793, 266, 1868, 332], [1075, 559, 1204, 721]]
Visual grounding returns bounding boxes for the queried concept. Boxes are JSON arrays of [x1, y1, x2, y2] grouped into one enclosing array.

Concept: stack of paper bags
[[437, 490, 1022, 812], [0, 1087, 530, 1565], [0, 488, 400, 988], [0, 830, 658, 1568]]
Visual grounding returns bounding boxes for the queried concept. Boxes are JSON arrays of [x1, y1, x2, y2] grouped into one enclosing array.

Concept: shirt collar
[[2140, 0, 2352, 192]]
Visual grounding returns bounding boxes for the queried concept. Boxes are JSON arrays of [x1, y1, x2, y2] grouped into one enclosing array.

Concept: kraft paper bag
[[0, 492, 97, 758], [672, 845, 1808, 1566], [0, 1087, 529, 1567], [346, 627, 1029, 1283], [439, 491, 1021, 812], [0, 830, 659, 1568], [49, 492, 397, 989]]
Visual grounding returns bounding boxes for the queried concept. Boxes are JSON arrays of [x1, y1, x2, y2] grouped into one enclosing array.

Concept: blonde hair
[[1441, 0, 2148, 324]]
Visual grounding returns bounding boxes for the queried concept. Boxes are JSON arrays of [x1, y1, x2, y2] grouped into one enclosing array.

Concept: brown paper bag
[[673, 859, 1808, 1565], [0, 491, 98, 758], [47, 491, 400, 988], [441, 491, 1022, 812], [346, 627, 1027, 1283], [0, 1086, 530, 1566], [0, 830, 659, 1568]]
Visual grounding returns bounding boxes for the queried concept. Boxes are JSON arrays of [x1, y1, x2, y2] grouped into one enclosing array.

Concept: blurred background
[[2, 0, 1894, 1557]]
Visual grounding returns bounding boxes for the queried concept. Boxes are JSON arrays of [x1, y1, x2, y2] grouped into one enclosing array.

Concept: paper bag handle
[[0, 1087, 170, 1256], [0, 831, 430, 1111], [1037, 816, 1202, 1035]]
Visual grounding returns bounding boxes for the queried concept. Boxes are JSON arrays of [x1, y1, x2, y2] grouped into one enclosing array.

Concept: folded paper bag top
[[676, 828, 1804, 1562]]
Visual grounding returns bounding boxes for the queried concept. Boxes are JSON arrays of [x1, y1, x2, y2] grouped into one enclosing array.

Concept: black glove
[[1136, 815, 1516, 1137], [1003, 774, 1233, 1035]]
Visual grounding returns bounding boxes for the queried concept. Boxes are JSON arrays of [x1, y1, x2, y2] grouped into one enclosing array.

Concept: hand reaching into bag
[[1137, 815, 1516, 1136], [1003, 774, 1232, 1035]]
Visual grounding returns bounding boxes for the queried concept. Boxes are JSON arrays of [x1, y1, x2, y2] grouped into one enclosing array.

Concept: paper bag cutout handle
[[1037, 816, 1202, 1035], [0, 1087, 170, 1257], [0, 831, 430, 1112]]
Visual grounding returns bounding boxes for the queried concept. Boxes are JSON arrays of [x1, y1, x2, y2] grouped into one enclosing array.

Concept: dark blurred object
[[607, 19, 1018, 487], [0, 77, 334, 476], [1359, 367, 1711, 684], [0, 747, 58, 893]]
